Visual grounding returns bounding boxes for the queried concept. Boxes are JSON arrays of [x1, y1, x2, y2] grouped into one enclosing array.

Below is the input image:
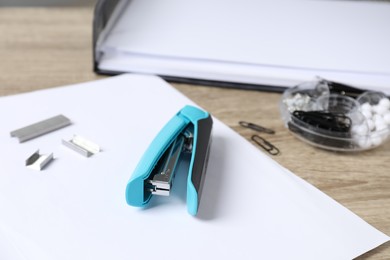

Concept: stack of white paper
[[0, 74, 388, 259], [97, 0, 390, 93]]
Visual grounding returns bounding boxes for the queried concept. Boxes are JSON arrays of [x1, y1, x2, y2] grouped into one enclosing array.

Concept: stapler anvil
[[126, 105, 213, 215]]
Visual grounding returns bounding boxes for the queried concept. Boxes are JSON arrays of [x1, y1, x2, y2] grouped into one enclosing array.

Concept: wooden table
[[1, 7, 389, 259]]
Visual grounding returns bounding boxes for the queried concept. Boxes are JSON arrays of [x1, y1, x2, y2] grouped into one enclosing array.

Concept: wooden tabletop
[[1, 7, 389, 259]]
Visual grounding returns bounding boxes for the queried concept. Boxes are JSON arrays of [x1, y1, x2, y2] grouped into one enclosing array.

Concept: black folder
[[93, 0, 390, 93]]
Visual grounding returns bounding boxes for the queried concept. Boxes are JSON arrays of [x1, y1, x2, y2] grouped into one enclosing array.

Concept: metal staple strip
[[25, 150, 54, 171], [10, 114, 71, 143]]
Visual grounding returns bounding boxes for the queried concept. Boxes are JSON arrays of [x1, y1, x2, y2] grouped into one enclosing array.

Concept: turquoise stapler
[[126, 105, 213, 215]]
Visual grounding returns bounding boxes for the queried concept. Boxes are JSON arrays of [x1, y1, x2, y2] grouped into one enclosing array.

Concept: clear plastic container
[[280, 80, 390, 151]]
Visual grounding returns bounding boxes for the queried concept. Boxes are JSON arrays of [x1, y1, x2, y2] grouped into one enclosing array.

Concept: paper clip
[[239, 121, 275, 134], [251, 135, 280, 156]]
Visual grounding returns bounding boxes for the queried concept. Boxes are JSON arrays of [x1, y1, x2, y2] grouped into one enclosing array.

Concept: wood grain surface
[[0, 7, 389, 259]]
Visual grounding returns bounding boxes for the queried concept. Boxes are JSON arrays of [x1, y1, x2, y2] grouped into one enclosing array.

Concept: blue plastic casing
[[126, 105, 213, 215]]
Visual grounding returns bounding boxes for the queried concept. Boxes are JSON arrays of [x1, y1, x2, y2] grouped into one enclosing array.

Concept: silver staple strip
[[10, 114, 71, 143], [25, 150, 54, 171]]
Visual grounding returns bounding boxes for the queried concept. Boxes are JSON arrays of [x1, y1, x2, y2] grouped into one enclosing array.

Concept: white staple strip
[[62, 135, 100, 157]]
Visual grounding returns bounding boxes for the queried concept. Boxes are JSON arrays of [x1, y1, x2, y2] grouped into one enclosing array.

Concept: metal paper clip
[[239, 121, 275, 134], [251, 135, 280, 156]]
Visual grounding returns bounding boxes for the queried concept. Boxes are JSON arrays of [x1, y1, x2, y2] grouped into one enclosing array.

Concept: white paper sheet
[[0, 74, 388, 259], [98, 0, 390, 93]]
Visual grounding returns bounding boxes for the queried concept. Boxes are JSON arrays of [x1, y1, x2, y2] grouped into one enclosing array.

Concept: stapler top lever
[[126, 105, 213, 216]]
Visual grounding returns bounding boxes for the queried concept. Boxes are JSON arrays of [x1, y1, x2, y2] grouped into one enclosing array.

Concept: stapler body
[[126, 105, 213, 215]]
